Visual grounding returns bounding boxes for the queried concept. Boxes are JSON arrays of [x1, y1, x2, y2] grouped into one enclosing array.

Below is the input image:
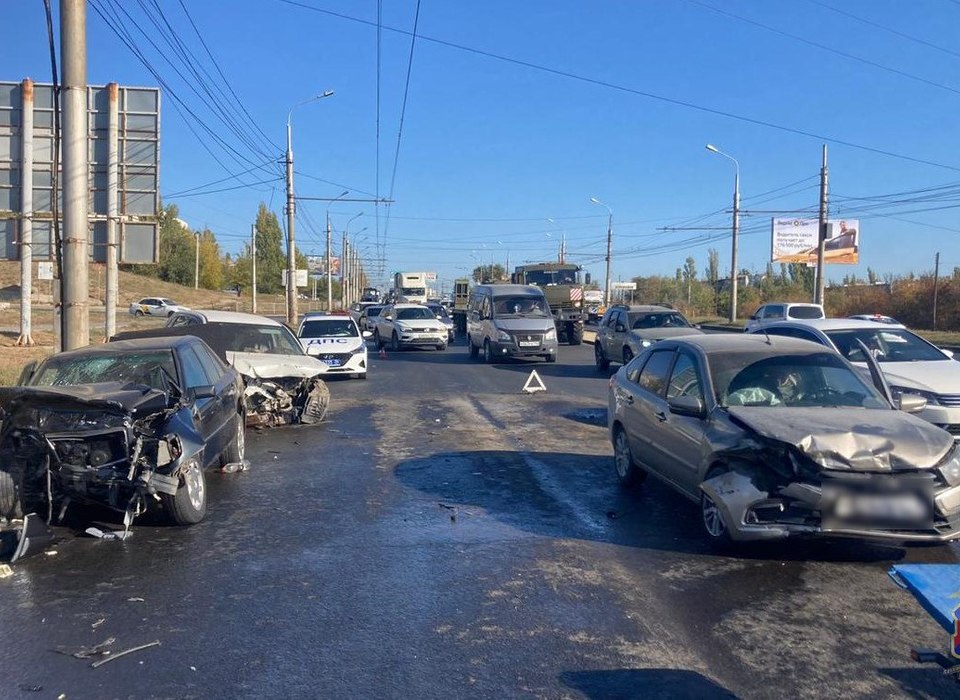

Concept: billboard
[[771, 218, 859, 265]]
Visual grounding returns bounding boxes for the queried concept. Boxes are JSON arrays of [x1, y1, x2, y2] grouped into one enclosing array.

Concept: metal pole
[[251, 223, 257, 313], [933, 251, 940, 330], [815, 144, 829, 305], [326, 213, 333, 311], [341, 236, 349, 307], [17, 78, 34, 347], [61, 0, 89, 350], [730, 169, 740, 324], [604, 214, 613, 307], [285, 120, 297, 325], [194, 231, 200, 289], [105, 82, 118, 340]]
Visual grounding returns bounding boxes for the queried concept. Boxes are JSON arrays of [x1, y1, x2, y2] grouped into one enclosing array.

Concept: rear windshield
[[366, 307, 383, 318], [629, 312, 691, 329], [787, 306, 824, 319]]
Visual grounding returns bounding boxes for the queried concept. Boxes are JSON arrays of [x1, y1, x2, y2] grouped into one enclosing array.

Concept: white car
[[373, 304, 448, 351], [751, 319, 960, 437], [297, 313, 370, 379], [426, 302, 455, 342], [129, 297, 188, 317], [743, 302, 824, 333]]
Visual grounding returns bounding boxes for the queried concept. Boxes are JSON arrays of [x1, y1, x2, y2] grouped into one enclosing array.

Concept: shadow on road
[[560, 668, 738, 700]]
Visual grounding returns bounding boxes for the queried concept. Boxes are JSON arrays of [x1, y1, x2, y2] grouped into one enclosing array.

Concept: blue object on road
[[889, 564, 960, 634]]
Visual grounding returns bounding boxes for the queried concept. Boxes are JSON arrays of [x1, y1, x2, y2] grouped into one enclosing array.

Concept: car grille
[[514, 333, 543, 344], [936, 393, 960, 407], [938, 423, 960, 437], [317, 352, 352, 363]]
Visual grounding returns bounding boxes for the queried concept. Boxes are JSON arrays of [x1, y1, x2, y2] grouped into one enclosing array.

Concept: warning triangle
[[521, 369, 547, 394]]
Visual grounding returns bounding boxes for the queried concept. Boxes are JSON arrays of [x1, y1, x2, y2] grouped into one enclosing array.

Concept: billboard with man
[[771, 218, 859, 265]]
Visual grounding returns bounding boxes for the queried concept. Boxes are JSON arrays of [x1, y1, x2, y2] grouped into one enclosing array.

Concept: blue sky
[[5, 0, 960, 292]]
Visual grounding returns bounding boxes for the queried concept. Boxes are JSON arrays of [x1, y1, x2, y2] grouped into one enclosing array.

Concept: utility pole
[[730, 168, 740, 324], [933, 251, 940, 330], [285, 118, 297, 325], [341, 235, 349, 308], [61, 0, 89, 349], [603, 216, 612, 307], [325, 213, 333, 311], [815, 144, 829, 305], [17, 78, 34, 347], [251, 223, 257, 313], [105, 82, 119, 340], [194, 230, 200, 289]]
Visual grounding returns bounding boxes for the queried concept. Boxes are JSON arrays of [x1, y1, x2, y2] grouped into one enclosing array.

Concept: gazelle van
[[466, 284, 558, 363]]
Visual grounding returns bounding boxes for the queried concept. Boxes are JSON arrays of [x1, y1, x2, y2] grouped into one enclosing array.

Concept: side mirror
[[615, 323, 626, 333], [896, 393, 927, 413], [16, 360, 39, 386], [362, 330, 372, 339], [668, 395, 706, 418], [942, 348, 955, 359], [191, 385, 216, 400], [749, 314, 759, 321], [694, 324, 702, 329]]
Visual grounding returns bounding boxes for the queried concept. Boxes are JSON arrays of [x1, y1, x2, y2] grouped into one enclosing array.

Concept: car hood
[[492, 318, 556, 332], [394, 319, 444, 330], [629, 327, 704, 341], [301, 336, 365, 354], [225, 351, 329, 379], [869, 360, 960, 394], [0, 382, 170, 416], [726, 406, 954, 471]]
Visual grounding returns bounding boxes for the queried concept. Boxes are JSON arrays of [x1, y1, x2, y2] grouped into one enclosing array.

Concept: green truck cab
[[511, 263, 585, 345]]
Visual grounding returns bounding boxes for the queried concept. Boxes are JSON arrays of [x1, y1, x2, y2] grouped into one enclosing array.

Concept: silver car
[[608, 334, 960, 547]]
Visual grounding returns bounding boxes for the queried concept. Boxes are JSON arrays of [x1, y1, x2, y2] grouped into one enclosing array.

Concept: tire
[[622, 347, 634, 365], [163, 459, 207, 525], [356, 372, 368, 380], [595, 342, 610, 371], [468, 336, 479, 359], [700, 470, 734, 549], [545, 354, 557, 363], [135, 309, 145, 317], [220, 411, 246, 466], [483, 340, 494, 364], [391, 332, 401, 352], [167, 311, 175, 317], [613, 426, 646, 488], [436, 343, 447, 351], [567, 322, 583, 346], [374, 330, 383, 350], [0, 470, 22, 521]]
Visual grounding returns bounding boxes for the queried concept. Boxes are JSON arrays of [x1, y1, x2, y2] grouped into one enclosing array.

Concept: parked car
[[426, 302, 456, 342], [608, 334, 960, 547], [595, 304, 702, 370], [115, 311, 330, 427], [129, 297, 188, 317], [3, 336, 245, 528], [849, 314, 900, 325], [749, 319, 960, 437], [743, 302, 824, 333], [358, 304, 384, 332], [297, 312, 370, 380], [348, 301, 381, 324], [373, 303, 448, 352], [466, 284, 558, 363]]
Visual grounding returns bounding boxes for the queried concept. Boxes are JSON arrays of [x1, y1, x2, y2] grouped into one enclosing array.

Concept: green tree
[[472, 264, 506, 283], [254, 203, 286, 293], [682, 256, 697, 304], [157, 204, 195, 286], [198, 229, 223, 290]]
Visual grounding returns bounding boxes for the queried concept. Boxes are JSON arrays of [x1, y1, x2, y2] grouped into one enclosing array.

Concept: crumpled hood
[[301, 336, 365, 355], [0, 382, 168, 416], [630, 327, 704, 341], [726, 406, 954, 471], [226, 351, 329, 380]]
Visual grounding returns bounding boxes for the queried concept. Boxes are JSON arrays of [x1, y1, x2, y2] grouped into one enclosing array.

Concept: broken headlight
[[940, 447, 960, 486]]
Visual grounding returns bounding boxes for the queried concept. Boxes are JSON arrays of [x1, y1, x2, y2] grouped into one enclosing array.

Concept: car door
[[655, 351, 708, 497], [597, 309, 615, 357], [193, 341, 240, 450], [177, 345, 226, 466], [619, 349, 676, 478], [144, 298, 163, 316]]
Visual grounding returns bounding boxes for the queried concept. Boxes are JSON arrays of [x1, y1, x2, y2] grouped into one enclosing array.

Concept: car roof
[[666, 332, 832, 355], [760, 301, 823, 308], [172, 309, 283, 326], [762, 319, 906, 331], [300, 314, 357, 322], [50, 335, 197, 359], [390, 303, 429, 308], [617, 305, 679, 313]]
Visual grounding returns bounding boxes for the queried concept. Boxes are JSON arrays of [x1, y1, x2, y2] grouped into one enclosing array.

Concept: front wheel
[[483, 340, 494, 364], [700, 476, 733, 549], [163, 459, 207, 525], [391, 332, 401, 352], [436, 343, 447, 351], [622, 347, 634, 365], [595, 342, 609, 371], [135, 309, 145, 317], [0, 470, 22, 521], [613, 426, 646, 487], [567, 322, 583, 346], [468, 336, 479, 359], [544, 354, 557, 363], [220, 411, 246, 466]]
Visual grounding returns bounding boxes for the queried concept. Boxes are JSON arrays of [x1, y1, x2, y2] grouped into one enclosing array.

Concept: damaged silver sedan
[[608, 334, 960, 547], [0, 336, 245, 542]]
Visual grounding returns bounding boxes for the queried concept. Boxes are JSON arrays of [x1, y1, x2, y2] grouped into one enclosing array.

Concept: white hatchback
[[297, 313, 370, 379]]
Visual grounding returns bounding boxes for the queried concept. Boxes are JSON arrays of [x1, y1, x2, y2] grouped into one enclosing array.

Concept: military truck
[[450, 278, 471, 336], [511, 263, 585, 345]]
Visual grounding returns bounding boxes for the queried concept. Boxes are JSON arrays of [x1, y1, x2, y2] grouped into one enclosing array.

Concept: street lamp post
[[325, 191, 349, 311], [546, 218, 568, 263], [590, 198, 613, 306], [286, 90, 334, 325], [341, 212, 362, 306], [705, 144, 740, 324]]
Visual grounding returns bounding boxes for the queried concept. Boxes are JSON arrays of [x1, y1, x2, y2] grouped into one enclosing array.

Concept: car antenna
[[762, 328, 772, 345]]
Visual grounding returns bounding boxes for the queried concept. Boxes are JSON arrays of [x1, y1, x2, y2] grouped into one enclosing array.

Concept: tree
[[156, 204, 195, 286], [867, 267, 879, 285], [198, 229, 223, 290], [254, 203, 286, 293], [706, 249, 720, 315], [682, 256, 697, 304], [472, 264, 506, 283]]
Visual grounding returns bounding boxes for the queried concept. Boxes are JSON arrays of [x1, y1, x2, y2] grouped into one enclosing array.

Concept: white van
[[467, 284, 558, 363]]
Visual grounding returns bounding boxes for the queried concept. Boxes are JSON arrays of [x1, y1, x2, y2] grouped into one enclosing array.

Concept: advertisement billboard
[[771, 218, 859, 265]]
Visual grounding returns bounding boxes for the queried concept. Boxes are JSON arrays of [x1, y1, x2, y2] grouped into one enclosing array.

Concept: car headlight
[[544, 327, 557, 341], [496, 329, 511, 342], [350, 345, 367, 355], [940, 448, 960, 486], [394, 323, 408, 332], [890, 385, 940, 406]]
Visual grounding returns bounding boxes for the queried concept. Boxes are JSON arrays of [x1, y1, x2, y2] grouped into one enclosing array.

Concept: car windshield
[[300, 319, 358, 338], [227, 325, 305, 355], [161, 299, 177, 306], [427, 305, 450, 319], [522, 269, 579, 285], [709, 350, 888, 409], [401, 287, 426, 297], [630, 312, 691, 329], [825, 328, 948, 363], [493, 296, 550, 317], [366, 307, 383, 318], [787, 306, 823, 319], [396, 307, 434, 320], [31, 350, 180, 391]]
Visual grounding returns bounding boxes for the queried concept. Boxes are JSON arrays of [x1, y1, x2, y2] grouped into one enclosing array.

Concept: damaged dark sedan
[[0, 336, 245, 531], [608, 334, 960, 547]]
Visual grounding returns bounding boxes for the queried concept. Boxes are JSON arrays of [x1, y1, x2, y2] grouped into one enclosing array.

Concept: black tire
[[0, 470, 22, 521], [567, 322, 583, 346], [220, 411, 245, 466], [483, 340, 494, 364], [700, 469, 734, 549], [163, 459, 207, 525], [391, 332, 401, 352], [356, 372, 368, 380], [545, 354, 557, 363], [436, 343, 447, 351], [613, 426, 646, 488], [135, 309, 145, 317], [374, 330, 383, 350], [622, 347, 634, 365], [595, 342, 610, 371], [468, 336, 479, 359], [167, 310, 175, 317]]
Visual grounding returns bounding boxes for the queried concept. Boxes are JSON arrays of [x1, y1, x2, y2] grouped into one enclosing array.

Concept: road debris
[[85, 526, 132, 541], [0, 564, 12, 578], [90, 640, 160, 668], [91, 617, 106, 629], [126, 597, 145, 602], [54, 637, 115, 659]]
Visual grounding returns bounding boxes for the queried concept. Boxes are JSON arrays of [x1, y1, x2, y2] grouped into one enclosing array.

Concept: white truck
[[392, 272, 429, 304]]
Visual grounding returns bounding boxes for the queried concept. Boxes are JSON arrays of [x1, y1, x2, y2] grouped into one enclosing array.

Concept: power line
[[163, 159, 280, 197], [275, 0, 960, 173]]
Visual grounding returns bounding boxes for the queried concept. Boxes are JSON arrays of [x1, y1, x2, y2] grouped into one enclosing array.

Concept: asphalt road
[[1, 339, 959, 699]]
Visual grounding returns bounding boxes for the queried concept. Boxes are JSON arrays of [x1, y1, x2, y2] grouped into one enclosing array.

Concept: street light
[[546, 218, 568, 263], [325, 190, 349, 311], [590, 197, 614, 306], [285, 90, 334, 325], [341, 212, 363, 306], [705, 143, 740, 324]]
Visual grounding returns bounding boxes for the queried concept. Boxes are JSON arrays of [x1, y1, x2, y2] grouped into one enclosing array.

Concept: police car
[[297, 312, 370, 379]]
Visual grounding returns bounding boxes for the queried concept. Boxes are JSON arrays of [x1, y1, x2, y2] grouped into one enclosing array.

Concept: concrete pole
[[61, 0, 89, 350], [815, 145, 829, 305], [194, 230, 200, 289], [326, 213, 333, 311], [285, 120, 297, 325], [341, 236, 349, 307], [730, 170, 740, 324], [251, 223, 257, 314], [933, 251, 940, 330], [17, 78, 34, 347], [603, 214, 613, 307], [105, 82, 118, 340]]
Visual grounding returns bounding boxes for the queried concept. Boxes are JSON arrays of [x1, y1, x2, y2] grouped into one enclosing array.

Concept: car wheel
[[167, 311, 175, 317], [135, 309, 145, 317], [544, 354, 557, 363], [391, 332, 401, 352], [356, 372, 368, 380], [436, 343, 447, 351], [483, 340, 494, 364], [220, 411, 246, 466], [0, 470, 22, 521], [622, 347, 634, 365], [700, 478, 733, 548], [163, 459, 207, 525], [374, 331, 383, 350], [468, 335, 479, 359], [595, 342, 610, 371], [613, 426, 646, 487]]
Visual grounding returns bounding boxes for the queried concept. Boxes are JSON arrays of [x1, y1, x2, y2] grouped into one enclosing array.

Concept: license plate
[[323, 359, 342, 367], [518, 341, 539, 347]]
